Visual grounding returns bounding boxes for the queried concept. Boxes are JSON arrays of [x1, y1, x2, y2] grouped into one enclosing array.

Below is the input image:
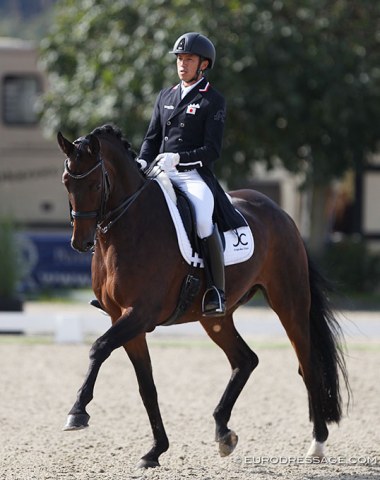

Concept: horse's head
[[58, 131, 108, 252]]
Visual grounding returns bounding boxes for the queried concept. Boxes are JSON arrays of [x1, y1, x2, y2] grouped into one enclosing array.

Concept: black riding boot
[[201, 225, 226, 317], [89, 299, 108, 315]]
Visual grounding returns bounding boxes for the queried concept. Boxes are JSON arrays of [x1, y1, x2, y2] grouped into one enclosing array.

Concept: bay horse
[[57, 124, 349, 468]]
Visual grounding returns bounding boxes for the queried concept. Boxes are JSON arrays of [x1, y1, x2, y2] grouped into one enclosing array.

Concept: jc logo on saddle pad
[[156, 180, 254, 268]]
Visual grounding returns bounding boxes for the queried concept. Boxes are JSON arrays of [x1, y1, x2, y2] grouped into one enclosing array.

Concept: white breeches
[[167, 169, 214, 238]]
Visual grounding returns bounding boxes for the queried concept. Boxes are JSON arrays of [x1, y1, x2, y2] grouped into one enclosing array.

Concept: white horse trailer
[[0, 37, 68, 228]]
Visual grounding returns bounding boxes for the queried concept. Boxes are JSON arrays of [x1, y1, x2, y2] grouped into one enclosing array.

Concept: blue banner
[[19, 231, 92, 291]]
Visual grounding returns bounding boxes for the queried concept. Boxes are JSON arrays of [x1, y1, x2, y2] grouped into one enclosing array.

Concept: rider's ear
[[86, 134, 100, 157], [57, 131, 74, 157]]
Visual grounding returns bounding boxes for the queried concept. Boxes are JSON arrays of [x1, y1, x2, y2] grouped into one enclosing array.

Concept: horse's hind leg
[[284, 316, 329, 457], [264, 279, 329, 459], [124, 334, 169, 468], [200, 314, 258, 457]]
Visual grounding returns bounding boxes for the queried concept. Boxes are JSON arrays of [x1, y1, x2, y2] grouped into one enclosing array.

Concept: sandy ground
[[0, 325, 379, 479]]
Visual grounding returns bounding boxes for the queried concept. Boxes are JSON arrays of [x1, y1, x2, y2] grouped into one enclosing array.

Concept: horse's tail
[[307, 254, 350, 424]]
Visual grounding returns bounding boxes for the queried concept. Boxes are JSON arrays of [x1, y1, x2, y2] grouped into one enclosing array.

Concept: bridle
[[64, 137, 110, 226], [64, 137, 150, 235]]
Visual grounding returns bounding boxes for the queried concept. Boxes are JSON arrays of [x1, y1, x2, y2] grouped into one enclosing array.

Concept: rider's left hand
[[156, 153, 180, 172]]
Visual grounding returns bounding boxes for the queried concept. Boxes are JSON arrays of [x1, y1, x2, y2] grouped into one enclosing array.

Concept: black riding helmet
[[170, 32, 216, 69]]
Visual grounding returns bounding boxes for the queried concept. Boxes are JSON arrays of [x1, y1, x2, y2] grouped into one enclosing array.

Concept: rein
[[64, 142, 150, 234], [97, 180, 150, 234]]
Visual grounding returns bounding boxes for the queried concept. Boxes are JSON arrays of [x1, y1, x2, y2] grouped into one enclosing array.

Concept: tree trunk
[[307, 183, 331, 256]]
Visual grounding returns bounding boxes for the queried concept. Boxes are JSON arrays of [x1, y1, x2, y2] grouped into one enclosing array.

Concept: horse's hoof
[[218, 430, 239, 457], [306, 439, 325, 460], [136, 458, 160, 469], [63, 413, 90, 431]]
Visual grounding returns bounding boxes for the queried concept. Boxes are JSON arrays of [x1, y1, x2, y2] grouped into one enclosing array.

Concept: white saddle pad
[[155, 179, 254, 268]]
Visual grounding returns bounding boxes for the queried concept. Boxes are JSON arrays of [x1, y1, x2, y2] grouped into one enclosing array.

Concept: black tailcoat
[[139, 77, 245, 231]]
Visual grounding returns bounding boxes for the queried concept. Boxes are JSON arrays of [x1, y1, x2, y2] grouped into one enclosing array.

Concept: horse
[[57, 124, 349, 469]]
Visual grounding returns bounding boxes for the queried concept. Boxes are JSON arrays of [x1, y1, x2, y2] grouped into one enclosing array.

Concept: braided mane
[[91, 124, 137, 159]]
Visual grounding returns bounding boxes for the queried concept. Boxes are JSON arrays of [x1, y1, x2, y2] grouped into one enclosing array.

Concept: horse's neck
[[103, 141, 144, 201], [117, 156, 144, 194]]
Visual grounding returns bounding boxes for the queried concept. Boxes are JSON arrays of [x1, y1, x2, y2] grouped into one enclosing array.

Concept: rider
[[139, 32, 244, 317]]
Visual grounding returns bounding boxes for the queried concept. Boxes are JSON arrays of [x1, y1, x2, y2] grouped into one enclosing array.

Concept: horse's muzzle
[[71, 237, 95, 253]]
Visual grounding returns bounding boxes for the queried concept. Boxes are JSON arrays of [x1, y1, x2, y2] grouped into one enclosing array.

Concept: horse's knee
[[247, 351, 259, 372], [89, 337, 112, 362], [235, 349, 259, 376]]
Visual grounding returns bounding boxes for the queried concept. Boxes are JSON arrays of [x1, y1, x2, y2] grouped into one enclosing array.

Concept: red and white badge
[[186, 103, 200, 115]]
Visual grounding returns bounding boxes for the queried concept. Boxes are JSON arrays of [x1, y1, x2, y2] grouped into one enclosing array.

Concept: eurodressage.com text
[[237, 455, 378, 466]]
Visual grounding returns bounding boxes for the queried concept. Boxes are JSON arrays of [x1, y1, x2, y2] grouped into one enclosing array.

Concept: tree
[[39, 0, 380, 250], [211, 0, 380, 251]]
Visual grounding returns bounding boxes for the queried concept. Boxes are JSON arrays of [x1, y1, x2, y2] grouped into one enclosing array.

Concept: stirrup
[[202, 286, 226, 317]]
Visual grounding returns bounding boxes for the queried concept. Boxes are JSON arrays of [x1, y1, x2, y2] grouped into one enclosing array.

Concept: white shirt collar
[[181, 77, 205, 99]]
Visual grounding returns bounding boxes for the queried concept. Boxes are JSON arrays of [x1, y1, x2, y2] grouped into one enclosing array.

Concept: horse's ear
[[86, 134, 100, 157], [57, 131, 74, 157]]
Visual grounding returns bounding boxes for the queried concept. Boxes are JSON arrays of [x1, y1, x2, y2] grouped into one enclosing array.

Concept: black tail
[[307, 254, 351, 424]]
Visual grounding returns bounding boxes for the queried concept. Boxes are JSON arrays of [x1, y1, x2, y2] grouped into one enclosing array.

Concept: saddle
[[146, 170, 254, 325], [150, 170, 254, 268]]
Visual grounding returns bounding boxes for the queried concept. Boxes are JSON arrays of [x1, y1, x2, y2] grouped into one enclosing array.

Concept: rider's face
[[176, 54, 208, 86]]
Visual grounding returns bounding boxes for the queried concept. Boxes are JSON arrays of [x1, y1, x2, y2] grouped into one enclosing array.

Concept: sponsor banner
[[18, 232, 92, 291]]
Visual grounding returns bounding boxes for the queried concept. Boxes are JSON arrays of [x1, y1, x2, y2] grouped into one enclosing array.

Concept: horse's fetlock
[[213, 405, 228, 424], [157, 435, 169, 454]]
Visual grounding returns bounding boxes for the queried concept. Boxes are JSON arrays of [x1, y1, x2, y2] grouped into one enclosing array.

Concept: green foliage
[[0, 217, 21, 298], [39, 0, 380, 186], [321, 239, 380, 294]]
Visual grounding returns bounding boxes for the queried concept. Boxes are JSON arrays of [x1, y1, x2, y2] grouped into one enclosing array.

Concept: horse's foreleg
[[63, 356, 102, 430], [124, 334, 169, 468], [63, 307, 145, 431], [200, 314, 258, 457], [63, 337, 114, 430]]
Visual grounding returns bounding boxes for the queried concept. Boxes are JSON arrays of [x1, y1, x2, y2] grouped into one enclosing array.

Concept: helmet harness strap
[[189, 56, 207, 83]]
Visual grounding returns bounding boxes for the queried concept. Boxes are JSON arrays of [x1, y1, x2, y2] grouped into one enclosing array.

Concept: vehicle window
[[2, 74, 41, 125]]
